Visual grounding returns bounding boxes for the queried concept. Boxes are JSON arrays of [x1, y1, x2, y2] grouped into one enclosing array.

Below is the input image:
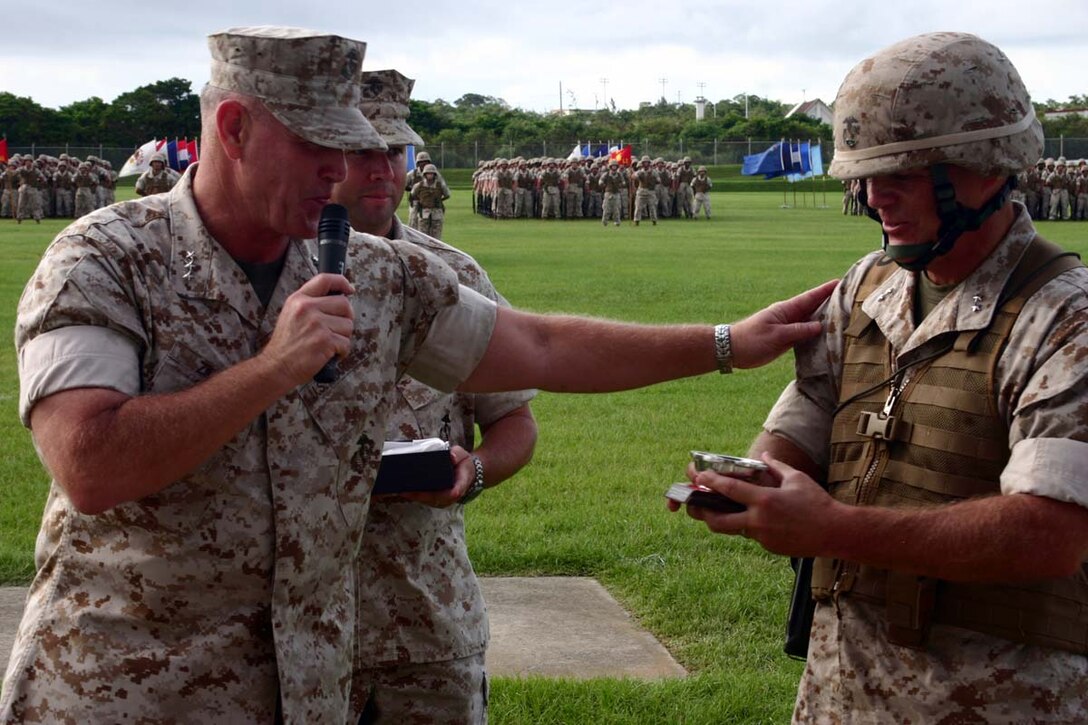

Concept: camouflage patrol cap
[[829, 32, 1042, 179], [207, 26, 385, 151], [358, 69, 425, 148]]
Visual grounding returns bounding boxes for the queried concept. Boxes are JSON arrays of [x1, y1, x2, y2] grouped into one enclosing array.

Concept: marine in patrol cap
[[358, 69, 425, 149], [206, 25, 386, 151]]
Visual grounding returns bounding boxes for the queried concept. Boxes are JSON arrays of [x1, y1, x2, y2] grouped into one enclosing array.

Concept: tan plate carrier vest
[[812, 237, 1088, 653]]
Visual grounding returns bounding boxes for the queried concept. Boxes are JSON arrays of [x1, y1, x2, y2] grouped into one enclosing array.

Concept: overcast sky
[[5, 1, 1086, 116]]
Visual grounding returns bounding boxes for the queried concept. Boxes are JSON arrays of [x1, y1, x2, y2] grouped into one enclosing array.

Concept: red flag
[[188, 138, 199, 163], [0, 139, 8, 163], [609, 144, 632, 166]]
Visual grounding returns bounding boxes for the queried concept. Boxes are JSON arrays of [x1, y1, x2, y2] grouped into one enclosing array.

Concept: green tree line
[[3, 78, 1087, 153]]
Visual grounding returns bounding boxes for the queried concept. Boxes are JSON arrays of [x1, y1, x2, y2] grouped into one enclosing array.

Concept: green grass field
[[2, 186, 1085, 723]]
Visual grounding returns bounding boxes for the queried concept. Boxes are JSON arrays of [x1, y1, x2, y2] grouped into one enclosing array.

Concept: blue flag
[[810, 144, 824, 177], [406, 145, 416, 172], [787, 142, 820, 182], [742, 141, 788, 178], [166, 139, 179, 171]]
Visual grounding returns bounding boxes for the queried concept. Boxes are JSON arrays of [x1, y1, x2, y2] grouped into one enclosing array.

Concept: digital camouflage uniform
[[600, 166, 625, 226], [351, 217, 535, 724], [562, 162, 584, 218], [53, 165, 75, 218], [3, 27, 502, 725], [766, 212, 1088, 722], [514, 162, 534, 218], [411, 173, 448, 240], [494, 164, 515, 219], [633, 161, 658, 225], [654, 160, 673, 218], [135, 166, 179, 196], [4, 160, 497, 725], [73, 164, 98, 218], [96, 163, 117, 208], [691, 170, 712, 219], [1047, 161, 1072, 220], [675, 160, 695, 218], [539, 164, 561, 219], [15, 162, 45, 222], [1075, 167, 1088, 220], [764, 32, 1088, 723], [1, 163, 18, 217]]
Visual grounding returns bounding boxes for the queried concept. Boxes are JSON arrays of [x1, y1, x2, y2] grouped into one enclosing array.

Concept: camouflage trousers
[[633, 189, 657, 223], [693, 192, 711, 219], [656, 186, 673, 217], [513, 188, 532, 218], [354, 652, 487, 725], [1049, 189, 1072, 220], [540, 187, 560, 219], [414, 208, 444, 240], [601, 192, 623, 225], [676, 185, 695, 218], [494, 188, 514, 219], [74, 188, 96, 218], [55, 189, 74, 218], [1076, 192, 1088, 220], [0, 189, 12, 217], [793, 598, 1088, 723], [16, 186, 42, 221], [563, 187, 583, 218]]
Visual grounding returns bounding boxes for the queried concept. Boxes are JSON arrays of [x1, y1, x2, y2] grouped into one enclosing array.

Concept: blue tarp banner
[[742, 141, 787, 178]]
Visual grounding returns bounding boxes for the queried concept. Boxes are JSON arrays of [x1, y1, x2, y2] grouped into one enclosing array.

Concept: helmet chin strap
[[860, 165, 1016, 272]]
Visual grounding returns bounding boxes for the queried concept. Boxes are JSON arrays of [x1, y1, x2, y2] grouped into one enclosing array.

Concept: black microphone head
[[318, 203, 351, 243]]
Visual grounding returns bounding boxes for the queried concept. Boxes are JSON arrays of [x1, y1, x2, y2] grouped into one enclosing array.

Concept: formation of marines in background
[[0, 153, 123, 223], [843, 156, 1088, 221], [471, 154, 713, 224]]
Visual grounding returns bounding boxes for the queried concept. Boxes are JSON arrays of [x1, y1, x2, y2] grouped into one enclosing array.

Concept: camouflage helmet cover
[[422, 163, 438, 174], [416, 150, 432, 163], [829, 32, 1042, 179]]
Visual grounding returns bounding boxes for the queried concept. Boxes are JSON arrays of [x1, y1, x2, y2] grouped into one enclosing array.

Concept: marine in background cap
[[334, 68, 538, 725], [332, 69, 422, 235]]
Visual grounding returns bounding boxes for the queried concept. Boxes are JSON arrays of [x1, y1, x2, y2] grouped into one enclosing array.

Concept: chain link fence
[[10, 138, 1087, 172], [421, 139, 828, 169]]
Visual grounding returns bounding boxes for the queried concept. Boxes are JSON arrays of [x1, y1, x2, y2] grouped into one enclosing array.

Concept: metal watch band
[[459, 455, 486, 505], [713, 323, 733, 374]]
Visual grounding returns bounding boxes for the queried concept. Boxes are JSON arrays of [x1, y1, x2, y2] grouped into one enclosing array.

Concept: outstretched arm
[[458, 280, 837, 393]]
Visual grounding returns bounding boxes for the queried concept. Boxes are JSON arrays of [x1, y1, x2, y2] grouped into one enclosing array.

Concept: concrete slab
[[481, 576, 686, 680], [1, 588, 24, 675], [2, 578, 686, 681]]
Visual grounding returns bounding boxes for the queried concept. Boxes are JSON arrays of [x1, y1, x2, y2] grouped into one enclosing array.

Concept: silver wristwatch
[[459, 455, 486, 505]]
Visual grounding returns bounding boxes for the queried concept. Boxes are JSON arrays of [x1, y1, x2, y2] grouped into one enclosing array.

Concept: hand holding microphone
[[314, 203, 351, 383]]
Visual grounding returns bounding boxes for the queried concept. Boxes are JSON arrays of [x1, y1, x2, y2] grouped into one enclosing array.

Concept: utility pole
[[658, 77, 668, 102], [600, 77, 609, 109]]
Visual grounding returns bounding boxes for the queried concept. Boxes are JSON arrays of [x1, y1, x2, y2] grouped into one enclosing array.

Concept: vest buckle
[[857, 410, 898, 440]]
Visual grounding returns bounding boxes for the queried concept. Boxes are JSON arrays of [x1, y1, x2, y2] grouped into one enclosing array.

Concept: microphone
[[313, 203, 351, 384]]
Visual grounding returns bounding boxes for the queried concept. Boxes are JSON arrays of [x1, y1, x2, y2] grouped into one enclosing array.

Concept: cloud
[[3, 0, 1085, 112]]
